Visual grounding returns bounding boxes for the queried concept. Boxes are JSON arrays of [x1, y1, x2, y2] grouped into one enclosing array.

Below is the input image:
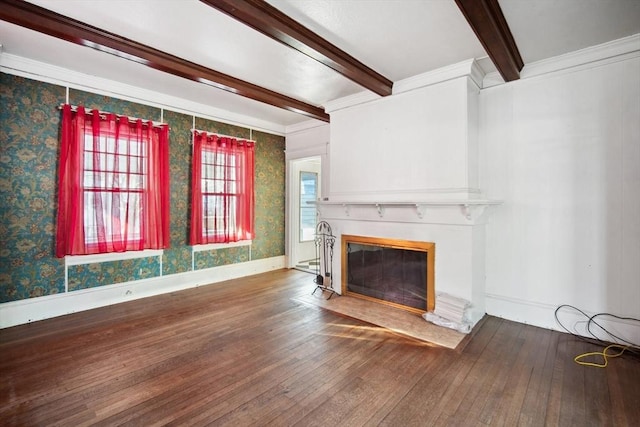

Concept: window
[[56, 105, 170, 256], [83, 133, 144, 246], [299, 171, 318, 242], [190, 132, 255, 245]]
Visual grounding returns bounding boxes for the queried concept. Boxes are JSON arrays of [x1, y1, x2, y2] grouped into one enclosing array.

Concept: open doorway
[[290, 156, 321, 274]]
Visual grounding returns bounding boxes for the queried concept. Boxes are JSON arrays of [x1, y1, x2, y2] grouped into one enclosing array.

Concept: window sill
[[65, 249, 164, 266], [192, 240, 252, 252]]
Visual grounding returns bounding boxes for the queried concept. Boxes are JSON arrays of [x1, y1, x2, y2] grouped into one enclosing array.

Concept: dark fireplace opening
[[347, 244, 427, 309], [342, 235, 435, 313]]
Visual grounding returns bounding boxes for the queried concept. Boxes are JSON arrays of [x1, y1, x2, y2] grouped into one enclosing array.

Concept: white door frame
[[287, 156, 321, 269]]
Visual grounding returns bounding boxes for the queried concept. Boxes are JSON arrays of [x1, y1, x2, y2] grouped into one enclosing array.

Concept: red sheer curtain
[[56, 104, 170, 257], [190, 131, 255, 245]]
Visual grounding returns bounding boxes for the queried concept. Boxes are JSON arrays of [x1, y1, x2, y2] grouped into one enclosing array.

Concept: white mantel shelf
[[315, 200, 502, 221]]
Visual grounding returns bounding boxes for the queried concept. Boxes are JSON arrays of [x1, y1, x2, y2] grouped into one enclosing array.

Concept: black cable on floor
[[554, 304, 640, 361]]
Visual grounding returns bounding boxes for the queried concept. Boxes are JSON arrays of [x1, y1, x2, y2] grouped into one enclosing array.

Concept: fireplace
[[317, 200, 497, 326], [341, 235, 435, 314]]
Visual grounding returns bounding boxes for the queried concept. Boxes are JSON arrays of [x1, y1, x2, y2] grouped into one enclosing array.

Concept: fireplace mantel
[[315, 199, 502, 223], [315, 199, 499, 325]]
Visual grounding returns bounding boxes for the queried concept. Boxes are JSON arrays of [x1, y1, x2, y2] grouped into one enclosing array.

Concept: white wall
[[284, 122, 330, 267], [286, 122, 329, 153], [481, 55, 640, 341], [323, 73, 489, 325], [329, 77, 480, 202], [285, 122, 330, 199], [323, 40, 639, 340]]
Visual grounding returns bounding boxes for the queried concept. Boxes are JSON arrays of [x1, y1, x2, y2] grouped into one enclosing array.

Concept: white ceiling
[[1, 0, 639, 129]]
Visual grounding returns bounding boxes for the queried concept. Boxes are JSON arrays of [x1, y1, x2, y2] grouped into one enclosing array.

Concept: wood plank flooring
[[1, 268, 638, 426]]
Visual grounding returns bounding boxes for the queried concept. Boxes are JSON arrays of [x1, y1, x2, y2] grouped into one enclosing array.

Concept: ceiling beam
[[201, 0, 393, 97], [0, 0, 330, 122], [455, 0, 524, 82]]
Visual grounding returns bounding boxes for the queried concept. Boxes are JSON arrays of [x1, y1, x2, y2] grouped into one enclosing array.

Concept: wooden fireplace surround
[[341, 234, 435, 314]]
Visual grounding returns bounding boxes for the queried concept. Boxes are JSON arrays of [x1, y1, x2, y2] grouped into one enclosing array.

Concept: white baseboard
[[0, 256, 285, 329], [485, 293, 640, 345]]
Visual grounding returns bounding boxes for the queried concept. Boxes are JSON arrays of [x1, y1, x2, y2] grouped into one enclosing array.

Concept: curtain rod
[[191, 128, 256, 143], [58, 104, 168, 129]]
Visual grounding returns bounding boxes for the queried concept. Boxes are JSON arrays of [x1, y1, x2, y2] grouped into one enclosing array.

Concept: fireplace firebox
[[341, 235, 435, 313]]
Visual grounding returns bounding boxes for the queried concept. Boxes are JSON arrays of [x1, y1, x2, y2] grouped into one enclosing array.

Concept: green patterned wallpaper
[[0, 73, 286, 304], [68, 257, 160, 292], [0, 75, 66, 301], [68, 88, 160, 121], [253, 130, 286, 259], [194, 246, 250, 270], [163, 109, 192, 275]]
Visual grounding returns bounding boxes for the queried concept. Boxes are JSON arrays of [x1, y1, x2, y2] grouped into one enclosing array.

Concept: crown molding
[[483, 33, 640, 88], [0, 53, 287, 135], [324, 59, 485, 113], [284, 119, 329, 135], [0, 0, 329, 122], [323, 90, 381, 114], [393, 59, 485, 95], [284, 143, 327, 161], [523, 33, 640, 78]]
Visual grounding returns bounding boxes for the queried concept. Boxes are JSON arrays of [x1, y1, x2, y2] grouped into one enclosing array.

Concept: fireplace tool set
[[312, 221, 337, 299]]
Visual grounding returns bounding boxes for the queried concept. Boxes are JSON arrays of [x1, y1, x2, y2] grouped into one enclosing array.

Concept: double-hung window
[[190, 132, 255, 245], [56, 105, 170, 256]]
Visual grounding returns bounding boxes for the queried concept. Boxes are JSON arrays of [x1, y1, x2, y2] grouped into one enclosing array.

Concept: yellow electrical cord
[[574, 344, 630, 368]]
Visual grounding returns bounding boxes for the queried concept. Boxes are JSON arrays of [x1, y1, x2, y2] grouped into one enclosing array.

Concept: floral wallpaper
[[68, 89, 160, 122], [195, 246, 250, 270], [252, 130, 286, 260], [163, 110, 192, 275], [0, 72, 286, 304], [194, 117, 251, 140], [68, 257, 159, 291], [0, 74, 66, 302]]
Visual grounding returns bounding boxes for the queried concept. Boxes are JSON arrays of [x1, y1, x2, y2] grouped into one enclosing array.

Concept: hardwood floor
[[1, 269, 638, 426]]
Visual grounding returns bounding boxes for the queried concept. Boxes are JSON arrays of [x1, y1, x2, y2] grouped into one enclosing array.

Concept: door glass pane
[[299, 171, 317, 242]]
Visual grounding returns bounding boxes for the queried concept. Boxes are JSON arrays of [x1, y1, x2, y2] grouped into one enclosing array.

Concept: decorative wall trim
[[324, 59, 486, 114], [316, 199, 500, 226], [324, 59, 488, 112], [64, 249, 164, 266], [485, 293, 640, 343], [0, 256, 285, 329], [483, 33, 640, 88], [284, 119, 328, 135], [284, 143, 327, 161], [329, 187, 482, 202], [65, 250, 164, 294], [323, 90, 381, 113], [393, 59, 485, 95], [192, 240, 251, 253], [0, 53, 286, 136]]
